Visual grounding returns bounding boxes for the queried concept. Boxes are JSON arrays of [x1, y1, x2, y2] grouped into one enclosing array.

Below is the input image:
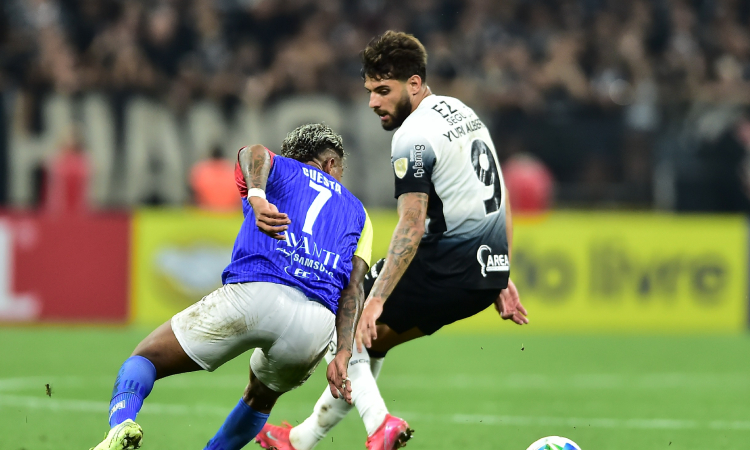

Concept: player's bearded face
[[366, 78, 412, 131], [383, 90, 413, 131]]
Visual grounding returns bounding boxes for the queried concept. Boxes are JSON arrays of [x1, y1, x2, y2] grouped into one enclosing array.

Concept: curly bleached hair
[[281, 123, 345, 162]]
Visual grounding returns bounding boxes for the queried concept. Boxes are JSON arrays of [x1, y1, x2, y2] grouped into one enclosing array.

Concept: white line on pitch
[[0, 394, 230, 417], [1, 394, 749, 432], [3, 373, 748, 393]]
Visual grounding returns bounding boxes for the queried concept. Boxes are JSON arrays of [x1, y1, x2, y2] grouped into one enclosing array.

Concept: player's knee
[[131, 324, 200, 379], [244, 371, 281, 413], [367, 348, 388, 358], [366, 336, 395, 354], [368, 325, 423, 355], [130, 346, 173, 379], [131, 338, 163, 369]]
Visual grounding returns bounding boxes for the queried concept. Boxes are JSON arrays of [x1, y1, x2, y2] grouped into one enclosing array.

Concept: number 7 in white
[[302, 181, 332, 235]]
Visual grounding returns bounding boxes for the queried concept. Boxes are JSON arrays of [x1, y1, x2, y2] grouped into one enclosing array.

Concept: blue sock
[[108, 355, 157, 427], [204, 399, 269, 450]]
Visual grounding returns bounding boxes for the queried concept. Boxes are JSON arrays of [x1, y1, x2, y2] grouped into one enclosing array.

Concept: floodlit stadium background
[[1, 1, 749, 449]]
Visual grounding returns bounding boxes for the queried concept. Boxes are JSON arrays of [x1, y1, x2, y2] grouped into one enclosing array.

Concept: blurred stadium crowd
[[2, 0, 750, 210]]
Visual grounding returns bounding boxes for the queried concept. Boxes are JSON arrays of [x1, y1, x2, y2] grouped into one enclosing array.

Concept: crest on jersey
[[393, 158, 408, 179]]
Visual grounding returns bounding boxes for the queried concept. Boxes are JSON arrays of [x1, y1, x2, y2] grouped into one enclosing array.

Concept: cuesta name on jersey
[[274, 164, 345, 280], [302, 166, 342, 194]]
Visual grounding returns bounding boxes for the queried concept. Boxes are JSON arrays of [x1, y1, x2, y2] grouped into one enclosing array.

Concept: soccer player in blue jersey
[[90, 123, 374, 450]]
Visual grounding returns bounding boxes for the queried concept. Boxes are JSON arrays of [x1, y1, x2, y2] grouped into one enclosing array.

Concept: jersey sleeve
[[234, 147, 275, 197], [391, 132, 437, 199], [353, 208, 373, 268]]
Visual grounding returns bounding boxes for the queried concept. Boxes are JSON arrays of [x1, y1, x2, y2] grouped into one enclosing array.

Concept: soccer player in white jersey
[[257, 31, 528, 450]]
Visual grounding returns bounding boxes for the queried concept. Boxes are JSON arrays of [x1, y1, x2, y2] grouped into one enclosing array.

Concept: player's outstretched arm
[[327, 255, 368, 404], [357, 192, 428, 348], [239, 145, 291, 240], [494, 195, 529, 325]]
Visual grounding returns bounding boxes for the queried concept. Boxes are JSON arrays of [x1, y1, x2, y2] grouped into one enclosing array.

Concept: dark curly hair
[[280, 123, 345, 162], [361, 30, 427, 82]]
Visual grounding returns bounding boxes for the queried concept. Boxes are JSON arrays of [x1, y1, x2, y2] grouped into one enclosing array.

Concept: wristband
[[247, 188, 266, 199]]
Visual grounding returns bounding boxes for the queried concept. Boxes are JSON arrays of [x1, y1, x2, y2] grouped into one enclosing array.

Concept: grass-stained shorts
[[171, 282, 335, 392]]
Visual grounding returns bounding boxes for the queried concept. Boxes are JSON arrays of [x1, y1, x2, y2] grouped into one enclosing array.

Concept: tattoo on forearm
[[336, 286, 363, 354], [370, 193, 428, 300], [403, 195, 427, 222], [250, 150, 269, 189], [403, 207, 421, 222]]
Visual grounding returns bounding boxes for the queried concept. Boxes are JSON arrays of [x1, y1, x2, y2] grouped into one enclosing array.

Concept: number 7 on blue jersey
[[302, 181, 332, 234]]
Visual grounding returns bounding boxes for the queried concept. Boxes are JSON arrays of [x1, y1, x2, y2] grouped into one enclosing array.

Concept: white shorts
[[171, 282, 335, 392]]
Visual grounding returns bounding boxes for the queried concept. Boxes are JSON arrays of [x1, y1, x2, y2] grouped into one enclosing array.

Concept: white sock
[[289, 346, 389, 449], [289, 344, 352, 450], [289, 387, 351, 450], [349, 347, 388, 436]]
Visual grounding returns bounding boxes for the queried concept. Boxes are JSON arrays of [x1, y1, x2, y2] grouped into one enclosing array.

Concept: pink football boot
[[255, 422, 296, 450], [365, 414, 413, 450]]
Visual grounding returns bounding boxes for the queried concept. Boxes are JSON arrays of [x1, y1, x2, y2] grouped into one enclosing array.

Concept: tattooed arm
[[357, 192, 428, 348], [238, 145, 290, 240], [238, 144, 271, 190], [335, 256, 368, 356], [327, 255, 368, 404]]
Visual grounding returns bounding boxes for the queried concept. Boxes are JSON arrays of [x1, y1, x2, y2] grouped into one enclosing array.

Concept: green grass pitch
[[1, 327, 749, 450]]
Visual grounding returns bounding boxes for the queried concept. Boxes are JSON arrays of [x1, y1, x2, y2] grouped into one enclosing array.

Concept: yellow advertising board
[[131, 209, 747, 333], [445, 213, 748, 334], [131, 209, 243, 325]]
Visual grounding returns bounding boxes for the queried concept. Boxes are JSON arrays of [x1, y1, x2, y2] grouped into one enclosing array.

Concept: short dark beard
[[382, 91, 412, 131]]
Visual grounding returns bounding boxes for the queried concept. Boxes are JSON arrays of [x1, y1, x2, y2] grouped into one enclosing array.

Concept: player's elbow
[[240, 144, 265, 160], [249, 144, 267, 157], [402, 218, 425, 236], [413, 222, 425, 236]]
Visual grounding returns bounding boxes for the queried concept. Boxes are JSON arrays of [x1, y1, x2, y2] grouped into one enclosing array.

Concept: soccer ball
[[525, 436, 581, 450]]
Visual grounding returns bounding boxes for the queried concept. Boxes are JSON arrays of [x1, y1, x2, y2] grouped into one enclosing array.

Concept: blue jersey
[[222, 152, 368, 314]]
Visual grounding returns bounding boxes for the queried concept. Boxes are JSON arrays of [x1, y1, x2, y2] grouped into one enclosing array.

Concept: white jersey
[[390, 95, 509, 289]]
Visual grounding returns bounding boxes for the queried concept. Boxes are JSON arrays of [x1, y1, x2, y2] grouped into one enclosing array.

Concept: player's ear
[[322, 157, 336, 175], [407, 75, 422, 95]]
